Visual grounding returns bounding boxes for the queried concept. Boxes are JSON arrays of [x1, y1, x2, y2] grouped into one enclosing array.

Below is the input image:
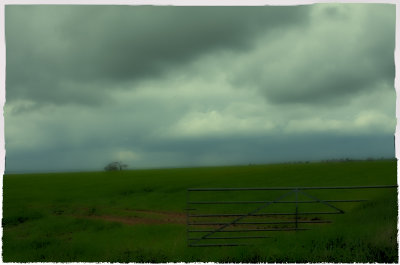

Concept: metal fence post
[[295, 189, 298, 230], [186, 189, 189, 247]]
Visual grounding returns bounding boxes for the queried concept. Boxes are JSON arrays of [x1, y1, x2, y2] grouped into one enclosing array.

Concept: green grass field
[[3, 160, 398, 262]]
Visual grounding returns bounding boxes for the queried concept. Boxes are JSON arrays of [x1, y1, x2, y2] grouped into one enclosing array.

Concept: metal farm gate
[[186, 185, 397, 247]]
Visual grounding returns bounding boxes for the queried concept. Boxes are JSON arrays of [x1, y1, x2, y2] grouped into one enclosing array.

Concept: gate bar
[[189, 220, 332, 225], [189, 211, 342, 217], [189, 243, 251, 247], [188, 185, 397, 191], [189, 236, 272, 240], [188, 199, 367, 204], [189, 228, 310, 232]]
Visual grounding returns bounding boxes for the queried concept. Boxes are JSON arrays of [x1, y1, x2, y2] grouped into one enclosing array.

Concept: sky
[[4, 4, 397, 173]]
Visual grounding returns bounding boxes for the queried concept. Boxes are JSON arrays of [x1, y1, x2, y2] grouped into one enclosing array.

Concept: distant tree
[[104, 162, 128, 171]]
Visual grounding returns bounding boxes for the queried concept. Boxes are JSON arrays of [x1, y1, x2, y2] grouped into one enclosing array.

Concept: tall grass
[[3, 160, 397, 262]]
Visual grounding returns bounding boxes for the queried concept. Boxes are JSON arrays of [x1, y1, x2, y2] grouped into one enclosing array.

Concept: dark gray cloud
[[6, 5, 310, 106], [229, 4, 395, 105]]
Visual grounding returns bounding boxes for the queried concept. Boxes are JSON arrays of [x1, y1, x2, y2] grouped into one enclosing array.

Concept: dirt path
[[73, 209, 186, 225], [71, 208, 324, 228]]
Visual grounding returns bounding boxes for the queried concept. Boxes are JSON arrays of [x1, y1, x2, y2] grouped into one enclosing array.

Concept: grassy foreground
[[3, 160, 398, 262]]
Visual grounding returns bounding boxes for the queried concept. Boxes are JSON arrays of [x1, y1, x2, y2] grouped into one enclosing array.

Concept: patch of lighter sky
[[112, 149, 141, 163]]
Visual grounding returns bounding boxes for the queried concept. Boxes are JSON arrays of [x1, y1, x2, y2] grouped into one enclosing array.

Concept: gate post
[[295, 189, 298, 230]]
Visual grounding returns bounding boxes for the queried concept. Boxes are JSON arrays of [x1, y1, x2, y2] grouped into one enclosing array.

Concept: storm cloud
[[4, 4, 396, 173], [6, 5, 310, 106], [228, 5, 395, 105]]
